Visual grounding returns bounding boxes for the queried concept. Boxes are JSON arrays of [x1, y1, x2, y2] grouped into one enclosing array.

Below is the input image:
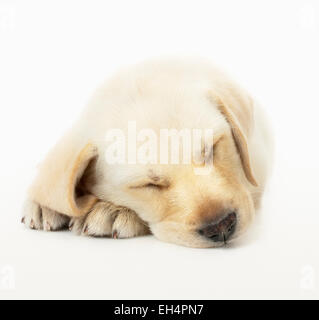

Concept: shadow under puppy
[[22, 58, 273, 248]]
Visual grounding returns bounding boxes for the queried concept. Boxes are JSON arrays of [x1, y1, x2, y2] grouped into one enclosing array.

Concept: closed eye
[[141, 183, 164, 190], [129, 180, 170, 190]]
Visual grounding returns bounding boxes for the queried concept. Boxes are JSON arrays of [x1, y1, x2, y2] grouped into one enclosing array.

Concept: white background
[[0, 0, 318, 299]]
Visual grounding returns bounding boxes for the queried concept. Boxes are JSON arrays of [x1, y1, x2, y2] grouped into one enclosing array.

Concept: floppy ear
[[28, 134, 99, 217], [209, 87, 258, 187]]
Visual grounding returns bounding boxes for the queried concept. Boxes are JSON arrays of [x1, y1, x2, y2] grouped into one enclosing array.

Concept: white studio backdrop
[[0, 0, 318, 299]]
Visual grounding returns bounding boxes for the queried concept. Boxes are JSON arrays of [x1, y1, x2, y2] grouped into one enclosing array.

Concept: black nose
[[198, 212, 237, 243]]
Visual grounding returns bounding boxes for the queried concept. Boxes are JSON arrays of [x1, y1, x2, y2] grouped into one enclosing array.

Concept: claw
[[112, 230, 118, 239], [44, 221, 51, 231], [21, 217, 25, 224], [68, 222, 74, 231], [30, 219, 35, 229], [83, 225, 88, 235]]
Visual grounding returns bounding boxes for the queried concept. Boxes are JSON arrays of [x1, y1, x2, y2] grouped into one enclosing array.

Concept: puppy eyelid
[[129, 180, 170, 190], [142, 183, 163, 189], [129, 183, 161, 190]]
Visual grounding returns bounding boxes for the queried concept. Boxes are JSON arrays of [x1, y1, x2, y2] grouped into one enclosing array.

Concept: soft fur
[[22, 58, 273, 248]]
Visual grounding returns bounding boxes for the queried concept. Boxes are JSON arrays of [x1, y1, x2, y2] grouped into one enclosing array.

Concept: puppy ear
[[29, 135, 99, 217], [209, 88, 258, 187]]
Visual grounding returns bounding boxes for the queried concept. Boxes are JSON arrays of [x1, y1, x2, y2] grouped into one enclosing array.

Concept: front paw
[[69, 201, 150, 238], [22, 199, 70, 231]]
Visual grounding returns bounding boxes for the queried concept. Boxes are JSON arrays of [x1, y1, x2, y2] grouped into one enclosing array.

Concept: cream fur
[[23, 58, 273, 248]]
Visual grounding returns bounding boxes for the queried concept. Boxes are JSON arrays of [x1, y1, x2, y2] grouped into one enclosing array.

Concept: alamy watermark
[[104, 121, 214, 175], [0, 4, 16, 32], [0, 265, 15, 291], [300, 265, 316, 291], [298, 4, 317, 30]]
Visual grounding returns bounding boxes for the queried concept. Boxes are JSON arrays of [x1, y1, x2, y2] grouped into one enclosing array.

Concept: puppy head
[[87, 88, 258, 248]]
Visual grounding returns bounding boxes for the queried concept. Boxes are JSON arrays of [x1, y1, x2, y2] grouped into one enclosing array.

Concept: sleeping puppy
[[22, 58, 273, 248]]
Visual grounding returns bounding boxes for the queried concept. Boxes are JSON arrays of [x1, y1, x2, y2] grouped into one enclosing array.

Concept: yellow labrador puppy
[[22, 59, 272, 248]]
